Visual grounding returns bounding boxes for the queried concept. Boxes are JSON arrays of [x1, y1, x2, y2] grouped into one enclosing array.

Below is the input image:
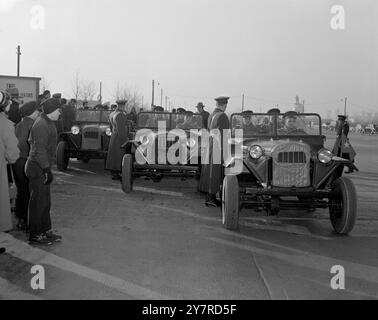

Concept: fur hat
[[20, 101, 38, 117], [41, 98, 61, 115]]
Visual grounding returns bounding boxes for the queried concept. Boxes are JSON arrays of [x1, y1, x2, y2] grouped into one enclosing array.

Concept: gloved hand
[[42, 168, 54, 185]]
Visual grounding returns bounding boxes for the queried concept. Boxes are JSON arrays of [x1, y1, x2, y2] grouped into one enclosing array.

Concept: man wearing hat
[[267, 108, 281, 115], [12, 101, 40, 230], [196, 102, 210, 129], [174, 108, 186, 127], [145, 106, 165, 127], [176, 111, 197, 130], [241, 110, 258, 135], [106, 100, 130, 180], [332, 115, 357, 173], [204, 96, 230, 207], [278, 111, 307, 135], [25, 97, 62, 245]]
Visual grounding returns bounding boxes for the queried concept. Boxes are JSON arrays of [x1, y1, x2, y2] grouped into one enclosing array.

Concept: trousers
[[25, 160, 52, 238]]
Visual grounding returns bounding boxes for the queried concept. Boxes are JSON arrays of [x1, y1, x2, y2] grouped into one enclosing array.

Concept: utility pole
[[344, 97, 347, 116], [242, 94, 245, 112], [16, 45, 21, 77], [151, 80, 155, 108], [165, 96, 168, 110], [160, 88, 163, 107], [99, 82, 102, 104]]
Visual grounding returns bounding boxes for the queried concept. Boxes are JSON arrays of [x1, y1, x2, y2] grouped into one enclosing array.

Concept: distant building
[[294, 96, 305, 113]]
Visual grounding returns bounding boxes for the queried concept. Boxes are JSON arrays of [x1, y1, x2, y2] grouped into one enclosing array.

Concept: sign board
[[0, 75, 41, 104]]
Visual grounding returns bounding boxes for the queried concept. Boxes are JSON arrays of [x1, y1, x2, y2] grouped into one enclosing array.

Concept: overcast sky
[[0, 0, 377, 116]]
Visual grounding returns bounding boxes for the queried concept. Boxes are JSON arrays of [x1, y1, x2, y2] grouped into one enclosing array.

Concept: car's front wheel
[[121, 154, 134, 193], [56, 141, 69, 171], [222, 175, 240, 230], [329, 177, 358, 235]]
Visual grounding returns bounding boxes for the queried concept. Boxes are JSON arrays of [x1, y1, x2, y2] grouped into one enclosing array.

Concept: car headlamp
[[71, 126, 80, 135], [186, 138, 196, 148], [140, 135, 150, 146], [249, 145, 264, 160], [318, 149, 333, 164], [105, 127, 112, 137]]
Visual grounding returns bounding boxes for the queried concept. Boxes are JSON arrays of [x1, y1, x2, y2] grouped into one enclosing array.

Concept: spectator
[[0, 91, 20, 233], [12, 101, 40, 231], [25, 98, 62, 245]]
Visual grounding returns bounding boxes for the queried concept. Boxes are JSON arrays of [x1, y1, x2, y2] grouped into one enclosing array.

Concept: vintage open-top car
[[121, 111, 203, 193], [222, 112, 358, 235], [56, 109, 112, 171]]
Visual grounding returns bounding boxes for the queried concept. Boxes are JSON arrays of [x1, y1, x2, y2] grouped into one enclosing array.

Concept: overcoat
[[198, 108, 229, 194], [106, 109, 129, 172], [0, 113, 20, 231]]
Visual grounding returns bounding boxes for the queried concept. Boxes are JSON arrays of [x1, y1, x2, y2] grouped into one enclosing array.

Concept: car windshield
[[76, 110, 108, 123], [231, 114, 275, 136], [277, 114, 321, 136], [137, 112, 171, 129], [171, 114, 203, 130], [231, 114, 321, 136]]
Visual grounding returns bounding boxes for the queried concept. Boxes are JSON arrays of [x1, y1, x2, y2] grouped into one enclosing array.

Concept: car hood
[[242, 138, 312, 155]]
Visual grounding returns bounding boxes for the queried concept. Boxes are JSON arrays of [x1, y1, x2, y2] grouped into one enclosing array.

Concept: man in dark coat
[[205, 96, 230, 207], [332, 115, 357, 173], [106, 100, 129, 180], [25, 98, 62, 245], [12, 101, 40, 230], [196, 102, 210, 129]]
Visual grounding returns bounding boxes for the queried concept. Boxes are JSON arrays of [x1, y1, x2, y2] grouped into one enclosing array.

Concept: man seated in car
[[278, 111, 307, 135], [145, 106, 165, 127], [241, 110, 259, 135], [176, 111, 197, 130]]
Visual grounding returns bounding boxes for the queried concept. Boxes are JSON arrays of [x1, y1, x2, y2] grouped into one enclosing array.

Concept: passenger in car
[[241, 111, 258, 135], [278, 111, 307, 135], [176, 111, 197, 130]]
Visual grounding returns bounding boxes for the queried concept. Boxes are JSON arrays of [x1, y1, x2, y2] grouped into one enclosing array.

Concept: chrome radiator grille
[[272, 142, 311, 187], [82, 127, 101, 150]]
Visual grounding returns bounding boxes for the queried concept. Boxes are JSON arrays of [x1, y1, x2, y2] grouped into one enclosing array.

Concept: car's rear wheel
[[121, 154, 133, 193], [222, 175, 240, 230], [329, 177, 357, 235], [56, 141, 69, 171]]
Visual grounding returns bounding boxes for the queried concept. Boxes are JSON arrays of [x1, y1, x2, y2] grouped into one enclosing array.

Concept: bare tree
[[71, 71, 82, 100], [113, 83, 143, 111], [81, 80, 97, 101]]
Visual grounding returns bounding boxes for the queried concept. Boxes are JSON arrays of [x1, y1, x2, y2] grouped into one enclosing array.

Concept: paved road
[[1, 133, 378, 300]]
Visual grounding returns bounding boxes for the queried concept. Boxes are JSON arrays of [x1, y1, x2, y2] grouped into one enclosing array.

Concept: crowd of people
[[1, 90, 63, 249]]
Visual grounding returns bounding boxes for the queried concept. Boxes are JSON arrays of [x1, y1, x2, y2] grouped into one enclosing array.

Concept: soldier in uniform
[[332, 115, 357, 173], [241, 110, 258, 135], [145, 106, 165, 127], [12, 101, 40, 231], [278, 111, 307, 135], [205, 96, 230, 207], [106, 100, 129, 180], [25, 98, 62, 245], [176, 111, 197, 130], [196, 102, 210, 129]]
